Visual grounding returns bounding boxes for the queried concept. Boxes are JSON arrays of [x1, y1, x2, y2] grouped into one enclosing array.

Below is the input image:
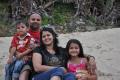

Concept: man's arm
[[16, 48, 32, 59], [7, 47, 16, 64]]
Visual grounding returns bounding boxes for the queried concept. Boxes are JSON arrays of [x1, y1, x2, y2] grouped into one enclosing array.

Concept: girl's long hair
[[66, 39, 85, 59], [40, 27, 59, 52]]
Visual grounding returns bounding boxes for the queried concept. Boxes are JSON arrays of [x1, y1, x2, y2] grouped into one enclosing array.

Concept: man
[[28, 13, 41, 47]]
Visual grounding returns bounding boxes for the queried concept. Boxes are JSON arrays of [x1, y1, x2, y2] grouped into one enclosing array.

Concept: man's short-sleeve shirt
[[28, 29, 40, 45]]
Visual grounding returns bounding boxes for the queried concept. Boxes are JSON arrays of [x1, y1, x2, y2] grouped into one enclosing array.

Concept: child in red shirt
[[5, 21, 35, 80]]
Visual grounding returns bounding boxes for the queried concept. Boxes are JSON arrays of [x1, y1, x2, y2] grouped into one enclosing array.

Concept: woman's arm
[[77, 56, 97, 80], [32, 52, 56, 72], [87, 57, 97, 80], [77, 66, 97, 80], [88, 74, 97, 80], [16, 48, 32, 59]]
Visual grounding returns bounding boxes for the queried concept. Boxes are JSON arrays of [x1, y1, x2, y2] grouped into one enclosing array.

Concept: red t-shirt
[[11, 33, 35, 53], [28, 29, 40, 45]]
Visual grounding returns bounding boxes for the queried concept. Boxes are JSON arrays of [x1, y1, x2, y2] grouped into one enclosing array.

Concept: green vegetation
[[52, 3, 74, 25], [0, 2, 75, 36], [0, 2, 8, 24], [0, 2, 12, 37], [42, 3, 74, 26], [0, 0, 119, 36]]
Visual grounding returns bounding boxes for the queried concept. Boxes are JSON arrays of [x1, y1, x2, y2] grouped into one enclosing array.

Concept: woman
[[32, 27, 76, 80]]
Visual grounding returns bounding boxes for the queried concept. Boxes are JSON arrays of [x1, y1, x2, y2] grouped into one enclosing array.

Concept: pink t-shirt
[[67, 58, 87, 74]]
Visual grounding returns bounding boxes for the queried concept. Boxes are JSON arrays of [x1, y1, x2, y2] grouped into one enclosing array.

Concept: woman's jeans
[[32, 67, 76, 80]]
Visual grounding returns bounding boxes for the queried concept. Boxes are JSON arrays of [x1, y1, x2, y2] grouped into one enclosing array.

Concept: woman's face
[[69, 43, 80, 57], [42, 31, 54, 46]]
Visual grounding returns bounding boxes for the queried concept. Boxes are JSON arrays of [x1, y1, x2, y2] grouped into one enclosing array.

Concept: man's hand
[[16, 52, 23, 59], [7, 57, 13, 64], [22, 56, 31, 62], [31, 43, 40, 49]]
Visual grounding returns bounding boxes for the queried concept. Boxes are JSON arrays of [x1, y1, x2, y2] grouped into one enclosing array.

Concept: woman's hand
[[76, 70, 89, 80], [89, 57, 96, 65]]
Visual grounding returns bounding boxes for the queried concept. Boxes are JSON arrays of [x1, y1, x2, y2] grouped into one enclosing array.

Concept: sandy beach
[[0, 28, 120, 80]]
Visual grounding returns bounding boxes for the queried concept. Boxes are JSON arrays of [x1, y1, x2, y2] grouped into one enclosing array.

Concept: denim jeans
[[5, 57, 25, 80], [5, 58, 16, 80], [63, 73, 76, 80], [32, 67, 76, 80]]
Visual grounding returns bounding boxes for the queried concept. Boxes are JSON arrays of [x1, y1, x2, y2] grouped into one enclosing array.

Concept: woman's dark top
[[33, 47, 67, 67]]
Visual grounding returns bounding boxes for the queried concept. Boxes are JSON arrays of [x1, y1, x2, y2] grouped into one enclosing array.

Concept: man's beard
[[30, 22, 40, 30]]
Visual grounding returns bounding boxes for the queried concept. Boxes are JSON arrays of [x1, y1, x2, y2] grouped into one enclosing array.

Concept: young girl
[[66, 39, 97, 80]]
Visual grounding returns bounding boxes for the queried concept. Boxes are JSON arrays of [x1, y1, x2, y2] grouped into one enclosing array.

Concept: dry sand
[[0, 28, 120, 80]]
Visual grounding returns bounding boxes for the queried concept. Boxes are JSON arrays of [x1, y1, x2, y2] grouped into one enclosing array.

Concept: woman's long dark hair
[[66, 39, 85, 59], [40, 27, 59, 52]]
